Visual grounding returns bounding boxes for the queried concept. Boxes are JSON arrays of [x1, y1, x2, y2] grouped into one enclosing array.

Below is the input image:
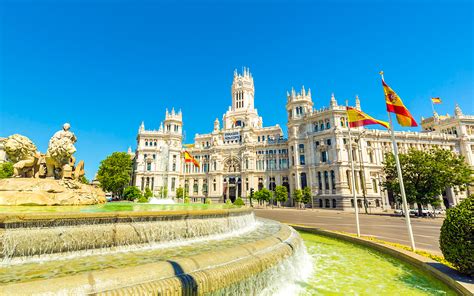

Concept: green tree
[[440, 196, 473, 276], [176, 187, 184, 200], [302, 186, 312, 205], [97, 152, 133, 198], [382, 148, 473, 216], [144, 187, 153, 200], [293, 189, 303, 208], [123, 186, 143, 201], [79, 175, 89, 184], [234, 197, 245, 206], [0, 162, 14, 178], [259, 188, 272, 205], [274, 185, 288, 206]]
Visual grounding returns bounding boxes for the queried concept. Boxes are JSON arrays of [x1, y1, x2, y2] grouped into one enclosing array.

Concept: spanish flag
[[184, 151, 200, 168], [382, 79, 418, 127], [346, 106, 390, 129], [431, 97, 442, 104]]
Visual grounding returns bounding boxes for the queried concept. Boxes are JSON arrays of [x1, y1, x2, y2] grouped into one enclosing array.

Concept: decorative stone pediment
[[223, 156, 241, 173]]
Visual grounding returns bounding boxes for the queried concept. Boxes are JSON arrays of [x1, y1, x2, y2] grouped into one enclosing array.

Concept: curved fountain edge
[[0, 223, 302, 295], [290, 224, 473, 296], [0, 207, 252, 224]]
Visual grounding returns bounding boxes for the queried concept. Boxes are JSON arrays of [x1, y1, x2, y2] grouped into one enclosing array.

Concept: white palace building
[[130, 68, 474, 211]]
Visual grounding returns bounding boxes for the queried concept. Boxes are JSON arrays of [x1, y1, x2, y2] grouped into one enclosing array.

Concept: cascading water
[[0, 207, 312, 295], [1, 210, 257, 263]]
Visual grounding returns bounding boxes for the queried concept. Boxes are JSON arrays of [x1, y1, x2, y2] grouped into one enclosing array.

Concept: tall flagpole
[[183, 153, 186, 203], [380, 71, 416, 251], [346, 101, 361, 237]]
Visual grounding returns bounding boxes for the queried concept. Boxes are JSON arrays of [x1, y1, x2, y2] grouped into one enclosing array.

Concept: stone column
[[236, 178, 239, 199]]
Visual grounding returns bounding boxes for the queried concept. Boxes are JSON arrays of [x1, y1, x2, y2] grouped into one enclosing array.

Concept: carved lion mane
[[3, 134, 38, 162], [46, 137, 76, 165]]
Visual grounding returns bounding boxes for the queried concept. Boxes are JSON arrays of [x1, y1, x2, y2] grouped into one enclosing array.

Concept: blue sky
[[1, 0, 473, 179]]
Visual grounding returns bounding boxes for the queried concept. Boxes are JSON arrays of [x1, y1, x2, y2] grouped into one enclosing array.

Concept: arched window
[[213, 179, 217, 191], [319, 199, 323, 208], [320, 123, 325, 130], [145, 141, 148, 146], [332, 199, 337, 208], [325, 199, 330, 208], [326, 122, 331, 129]]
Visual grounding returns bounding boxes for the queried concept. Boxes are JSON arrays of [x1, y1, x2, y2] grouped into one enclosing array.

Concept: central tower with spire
[[231, 67, 254, 111], [224, 67, 262, 129]]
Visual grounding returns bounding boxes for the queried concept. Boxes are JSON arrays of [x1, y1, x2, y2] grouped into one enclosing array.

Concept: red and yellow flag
[[382, 79, 418, 127], [346, 107, 390, 129], [431, 97, 442, 104], [184, 151, 200, 168]]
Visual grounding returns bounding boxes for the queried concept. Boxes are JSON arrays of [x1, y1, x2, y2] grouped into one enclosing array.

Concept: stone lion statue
[[45, 136, 77, 178], [3, 134, 41, 177]]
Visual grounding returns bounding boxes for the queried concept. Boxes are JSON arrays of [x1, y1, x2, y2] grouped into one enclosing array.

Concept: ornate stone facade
[[131, 68, 473, 210]]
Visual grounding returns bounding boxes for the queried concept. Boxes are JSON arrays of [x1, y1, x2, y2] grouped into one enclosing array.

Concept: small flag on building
[[346, 107, 390, 129], [382, 79, 418, 127], [431, 97, 442, 104], [184, 151, 200, 168]]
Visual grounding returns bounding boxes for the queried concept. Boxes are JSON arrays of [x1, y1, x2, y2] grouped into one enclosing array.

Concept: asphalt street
[[254, 208, 444, 253]]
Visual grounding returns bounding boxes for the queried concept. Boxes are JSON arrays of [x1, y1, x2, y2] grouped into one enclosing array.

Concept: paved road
[[255, 208, 444, 253]]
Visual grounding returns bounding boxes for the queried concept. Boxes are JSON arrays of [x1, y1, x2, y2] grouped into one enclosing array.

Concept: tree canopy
[[274, 185, 288, 206], [144, 187, 153, 199], [0, 162, 13, 179], [97, 152, 132, 198], [302, 186, 312, 204], [382, 148, 473, 216], [176, 186, 184, 199], [123, 186, 143, 201], [293, 189, 303, 207], [254, 188, 271, 205]]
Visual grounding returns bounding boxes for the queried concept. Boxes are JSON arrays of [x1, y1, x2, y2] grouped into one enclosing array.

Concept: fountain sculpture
[[0, 124, 309, 294], [0, 123, 105, 205]]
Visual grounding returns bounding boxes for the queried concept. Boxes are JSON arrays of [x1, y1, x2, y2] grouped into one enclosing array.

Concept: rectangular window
[[299, 155, 305, 165], [298, 144, 305, 153], [318, 172, 322, 190], [171, 178, 176, 191], [147, 163, 151, 171], [321, 151, 327, 162]]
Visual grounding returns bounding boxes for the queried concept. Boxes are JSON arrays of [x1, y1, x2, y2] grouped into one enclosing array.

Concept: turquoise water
[[0, 202, 237, 213], [298, 231, 456, 295]]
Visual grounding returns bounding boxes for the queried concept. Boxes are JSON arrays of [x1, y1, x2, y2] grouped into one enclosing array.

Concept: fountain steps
[[0, 223, 302, 295]]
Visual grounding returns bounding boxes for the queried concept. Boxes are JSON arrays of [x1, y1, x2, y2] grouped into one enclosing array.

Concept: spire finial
[[355, 95, 361, 110], [455, 104, 463, 117], [330, 93, 337, 108]]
